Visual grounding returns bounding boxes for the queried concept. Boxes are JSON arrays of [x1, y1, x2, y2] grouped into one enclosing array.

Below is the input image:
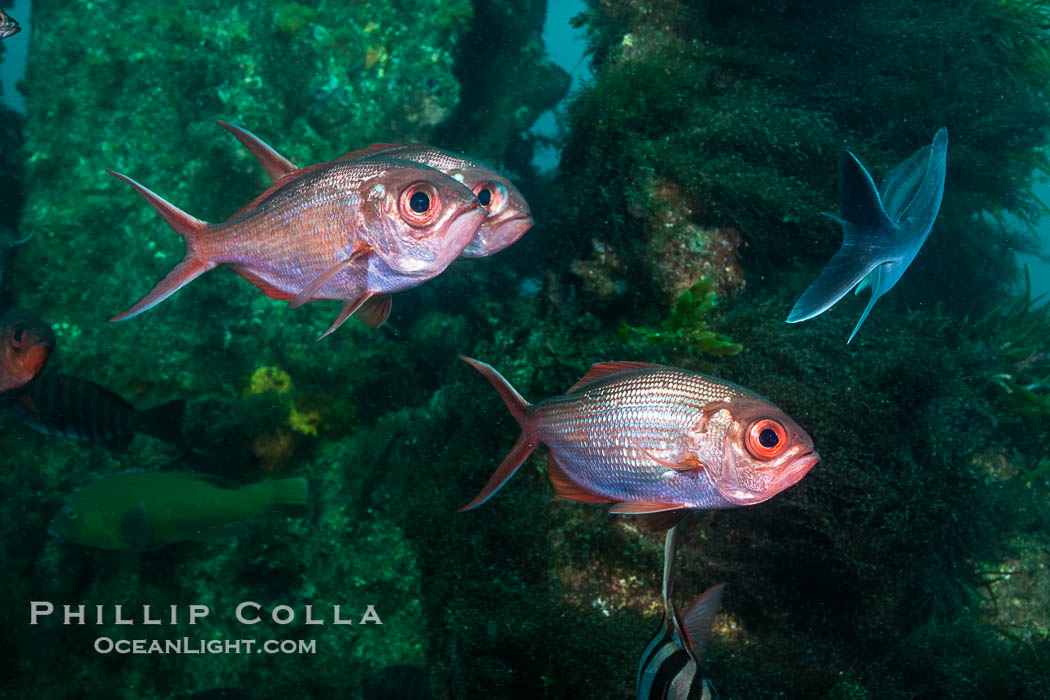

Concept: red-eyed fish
[[0, 8, 20, 39], [217, 122, 533, 260], [787, 127, 948, 343], [11, 372, 185, 445], [638, 525, 724, 700], [458, 357, 819, 531], [0, 307, 55, 394], [109, 147, 487, 337]]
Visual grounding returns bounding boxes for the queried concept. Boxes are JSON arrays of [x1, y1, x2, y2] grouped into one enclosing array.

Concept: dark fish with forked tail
[[638, 525, 724, 699], [12, 373, 185, 445], [458, 357, 818, 531], [787, 127, 948, 342]]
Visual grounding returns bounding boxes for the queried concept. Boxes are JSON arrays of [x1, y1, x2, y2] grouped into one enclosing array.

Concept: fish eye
[[399, 182, 441, 228], [61, 506, 77, 521], [11, 327, 24, 346], [410, 191, 430, 214], [745, 419, 788, 460], [473, 181, 506, 214]]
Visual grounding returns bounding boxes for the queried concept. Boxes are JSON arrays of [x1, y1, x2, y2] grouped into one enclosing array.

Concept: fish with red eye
[[0, 308, 55, 394], [457, 357, 819, 531], [216, 122, 533, 325], [108, 142, 487, 338], [217, 122, 533, 259]]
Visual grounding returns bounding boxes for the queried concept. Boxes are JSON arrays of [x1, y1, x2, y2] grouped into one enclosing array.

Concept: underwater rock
[[14, 0, 475, 391], [570, 237, 628, 301], [635, 179, 745, 304]]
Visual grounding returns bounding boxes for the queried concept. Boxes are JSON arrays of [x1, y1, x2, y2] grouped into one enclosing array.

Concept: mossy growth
[[550, 0, 1050, 311], [618, 278, 743, 357], [274, 2, 318, 37], [964, 268, 1050, 451]]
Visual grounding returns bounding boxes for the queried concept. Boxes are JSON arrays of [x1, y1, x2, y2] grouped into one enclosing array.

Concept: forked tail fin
[[786, 150, 898, 326], [107, 170, 213, 321], [457, 356, 535, 511]]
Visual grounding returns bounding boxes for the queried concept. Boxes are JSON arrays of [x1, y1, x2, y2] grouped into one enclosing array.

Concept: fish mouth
[[772, 451, 820, 492], [459, 214, 533, 259]]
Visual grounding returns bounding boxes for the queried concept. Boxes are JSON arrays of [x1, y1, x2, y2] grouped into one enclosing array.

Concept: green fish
[[50, 472, 309, 551]]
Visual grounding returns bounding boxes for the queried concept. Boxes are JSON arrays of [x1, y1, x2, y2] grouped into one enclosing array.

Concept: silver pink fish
[[459, 358, 819, 530], [218, 122, 533, 260], [109, 149, 486, 337]]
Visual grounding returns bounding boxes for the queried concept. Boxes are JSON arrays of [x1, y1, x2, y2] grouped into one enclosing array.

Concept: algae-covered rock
[[552, 0, 1050, 314], [11, 0, 474, 398]]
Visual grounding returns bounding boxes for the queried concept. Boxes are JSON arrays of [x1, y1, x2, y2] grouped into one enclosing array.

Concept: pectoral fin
[[847, 264, 887, 344], [632, 439, 705, 472], [118, 501, 152, 552], [291, 250, 369, 308]]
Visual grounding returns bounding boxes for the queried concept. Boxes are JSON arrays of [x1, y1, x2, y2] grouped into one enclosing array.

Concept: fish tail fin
[[786, 151, 897, 325], [135, 398, 187, 446], [253, 477, 310, 517], [457, 356, 535, 512], [107, 170, 214, 321]]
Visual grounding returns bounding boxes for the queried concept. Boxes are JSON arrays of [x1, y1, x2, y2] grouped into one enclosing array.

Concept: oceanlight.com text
[[93, 637, 317, 655]]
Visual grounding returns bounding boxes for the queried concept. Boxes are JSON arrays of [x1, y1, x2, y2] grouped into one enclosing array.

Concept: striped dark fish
[[637, 527, 724, 700], [12, 372, 185, 445]]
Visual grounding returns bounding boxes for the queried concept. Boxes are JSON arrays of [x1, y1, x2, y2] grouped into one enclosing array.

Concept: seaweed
[[618, 279, 743, 357], [965, 268, 1050, 450]]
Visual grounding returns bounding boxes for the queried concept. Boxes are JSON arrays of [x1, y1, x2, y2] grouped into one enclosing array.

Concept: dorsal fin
[[838, 150, 893, 233], [336, 143, 419, 162], [547, 454, 614, 503], [678, 583, 725, 663], [217, 120, 298, 182], [225, 161, 332, 221], [566, 361, 663, 393]]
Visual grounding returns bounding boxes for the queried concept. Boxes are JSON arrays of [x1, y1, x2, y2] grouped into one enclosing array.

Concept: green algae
[[618, 278, 743, 358]]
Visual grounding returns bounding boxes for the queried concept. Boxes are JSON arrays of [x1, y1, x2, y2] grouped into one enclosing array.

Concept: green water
[[0, 1, 1048, 698]]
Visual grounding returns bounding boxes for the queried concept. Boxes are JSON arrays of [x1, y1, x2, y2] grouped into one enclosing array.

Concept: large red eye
[[746, 419, 788, 459], [399, 182, 442, 227], [473, 181, 506, 214]]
